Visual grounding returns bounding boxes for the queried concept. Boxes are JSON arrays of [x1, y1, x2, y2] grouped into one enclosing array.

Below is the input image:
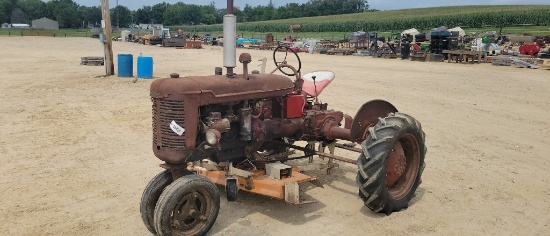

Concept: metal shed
[[32, 17, 59, 30]]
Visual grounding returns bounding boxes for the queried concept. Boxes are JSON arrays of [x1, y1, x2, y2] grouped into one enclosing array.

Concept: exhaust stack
[[223, 0, 237, 77]]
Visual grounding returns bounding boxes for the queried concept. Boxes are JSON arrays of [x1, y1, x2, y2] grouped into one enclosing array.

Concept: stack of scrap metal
[[510, 57, 539, 69], [327, 48, 357, 55], [163, 38, 185, 47], [491, 57, 513, 66], [184, 41, 203, 49], [373, 43, 397, 59], [353, 50, 375, 57]]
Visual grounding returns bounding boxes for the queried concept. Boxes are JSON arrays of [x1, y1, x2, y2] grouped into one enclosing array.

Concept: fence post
[[65, 32, 67, 37]]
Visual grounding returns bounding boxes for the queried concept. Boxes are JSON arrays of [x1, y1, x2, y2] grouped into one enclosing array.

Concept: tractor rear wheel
[[356, 112, 426, 214], [154, 174, 220, 236], [140, 170, 172, 235]]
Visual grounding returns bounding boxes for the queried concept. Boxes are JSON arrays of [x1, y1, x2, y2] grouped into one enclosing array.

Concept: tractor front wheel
[[140, 170, 172, 235], [154, 174, 220, 236], [356, 112, 426, 214]]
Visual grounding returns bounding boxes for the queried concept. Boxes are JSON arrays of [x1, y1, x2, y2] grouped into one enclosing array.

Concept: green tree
[[233, 7, 244, 23], [134, 6, 152, 24], [110, 5, 131, 28], [301, 0, 369, 17], [164, 2, 185, 25], [17, 0, 46, 21], [263, 0, 275, 20], [216, 4, 244, 23], [274, 3, 302, 20], [10, 7, 26, 23], [78, 5, 101, 27], [182, 4, 201, 25], [200, 3, 217, 25], [45, 0, 81, 28], [150, 2, 168, 24], [0, 0, 17, 23]]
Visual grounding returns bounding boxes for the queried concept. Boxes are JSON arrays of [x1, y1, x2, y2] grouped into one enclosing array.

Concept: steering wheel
[[273, 45, 302, 76]]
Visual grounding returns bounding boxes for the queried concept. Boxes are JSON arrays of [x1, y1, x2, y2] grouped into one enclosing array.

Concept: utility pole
[[100, 0, 114, 76], [116, 0, 119, 28]]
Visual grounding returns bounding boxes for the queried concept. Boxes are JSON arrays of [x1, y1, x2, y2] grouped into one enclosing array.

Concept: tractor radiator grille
[[152, 98, 186, 150]]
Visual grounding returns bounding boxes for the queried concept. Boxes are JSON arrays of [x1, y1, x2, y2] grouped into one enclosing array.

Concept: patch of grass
[[0, 29, 152, 38], [0, 28, 92, 37]]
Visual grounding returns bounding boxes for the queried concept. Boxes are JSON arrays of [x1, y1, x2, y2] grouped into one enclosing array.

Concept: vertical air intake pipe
[[223, 0, 237, 77]]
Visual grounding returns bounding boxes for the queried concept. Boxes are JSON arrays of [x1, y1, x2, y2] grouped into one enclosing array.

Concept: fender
[[350, 100, 398, 143]]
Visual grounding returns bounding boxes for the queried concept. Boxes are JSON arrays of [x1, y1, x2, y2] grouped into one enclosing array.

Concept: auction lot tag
[[170, 120, 185, 136]]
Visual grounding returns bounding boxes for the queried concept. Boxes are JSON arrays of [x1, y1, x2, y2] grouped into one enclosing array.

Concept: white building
[[11, 23, 30, 28], [139, 23, 163, 30]]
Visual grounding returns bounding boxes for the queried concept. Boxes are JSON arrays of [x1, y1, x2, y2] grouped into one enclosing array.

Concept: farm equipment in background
[[429, 27, 451, 61], [139, 1, 427, 235], [160, 28, 187, 48], [519, 44, 541, 56], [140, 28, 172, 46]]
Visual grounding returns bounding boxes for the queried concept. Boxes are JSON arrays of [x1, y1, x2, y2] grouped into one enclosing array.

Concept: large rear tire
[[140, 170, 172, 235], [356, 112, 426, 214], [154, 174, 220, 236]]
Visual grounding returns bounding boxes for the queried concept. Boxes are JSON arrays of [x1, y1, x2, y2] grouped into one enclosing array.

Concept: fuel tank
[[150, 73, 294, 103]]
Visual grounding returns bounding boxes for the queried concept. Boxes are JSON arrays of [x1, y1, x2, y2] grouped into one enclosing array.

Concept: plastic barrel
[[137, 56, 153, 79], [117, 54, 133, 77]]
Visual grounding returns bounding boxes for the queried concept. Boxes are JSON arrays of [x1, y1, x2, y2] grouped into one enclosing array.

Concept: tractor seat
[[301, 71, 335, 97]]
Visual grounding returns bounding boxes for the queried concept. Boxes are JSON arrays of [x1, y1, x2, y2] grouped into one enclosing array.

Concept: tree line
[[0, 0, 370, 29]]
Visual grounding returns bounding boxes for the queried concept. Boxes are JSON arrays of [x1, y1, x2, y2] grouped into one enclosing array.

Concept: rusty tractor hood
[[150, 74, 294, 104]]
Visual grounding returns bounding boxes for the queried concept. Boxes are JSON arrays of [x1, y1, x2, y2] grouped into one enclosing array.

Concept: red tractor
[[140, 1, 426, 235]]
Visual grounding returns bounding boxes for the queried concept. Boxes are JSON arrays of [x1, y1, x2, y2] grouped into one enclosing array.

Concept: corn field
[[176, 5, 550, 33]]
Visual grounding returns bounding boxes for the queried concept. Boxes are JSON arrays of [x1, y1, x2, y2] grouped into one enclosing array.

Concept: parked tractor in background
[[139, 1, 427, 235]]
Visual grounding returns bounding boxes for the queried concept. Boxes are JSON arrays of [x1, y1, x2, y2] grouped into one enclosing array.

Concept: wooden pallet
[[327, 48, 357, 55], [374, 51, 397, 59], [442, 50, 483, 63], [259, 43, 276, 50], [185, 41, 203, 49], [540, 59, 550, 70], [410, 52, 428, 62], [163, 38, 185, 47], [81, 57, 104, 66]]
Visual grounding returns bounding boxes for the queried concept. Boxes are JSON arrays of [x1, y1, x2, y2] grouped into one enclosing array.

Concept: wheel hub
[[173, 191, 206, 230], [386, 141, 406, 187]]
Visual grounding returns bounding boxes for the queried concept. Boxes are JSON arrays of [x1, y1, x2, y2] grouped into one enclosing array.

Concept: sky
[[72, 0, 549, 11]]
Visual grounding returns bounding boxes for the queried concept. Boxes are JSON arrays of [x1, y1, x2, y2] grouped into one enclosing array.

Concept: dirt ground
[[0, 36, 549, 235]]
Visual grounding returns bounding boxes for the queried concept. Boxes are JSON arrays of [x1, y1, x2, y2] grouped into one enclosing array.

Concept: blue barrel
[[117, 54, 133, 77], [137, 56, 153, 79]]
